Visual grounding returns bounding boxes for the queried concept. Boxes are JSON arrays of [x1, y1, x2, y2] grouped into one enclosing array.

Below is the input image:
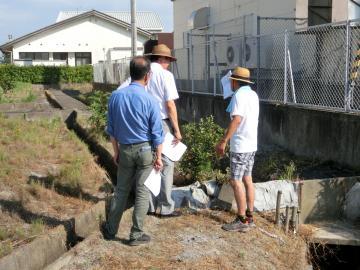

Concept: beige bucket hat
[[229, 67, 254, 84], [145, 44, 177, 61]]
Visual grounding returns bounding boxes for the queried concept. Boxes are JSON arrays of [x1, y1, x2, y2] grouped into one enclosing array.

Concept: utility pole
[[131, 0, 137, 57]]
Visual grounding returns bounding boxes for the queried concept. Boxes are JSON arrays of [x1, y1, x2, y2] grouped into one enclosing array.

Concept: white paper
[[144, 169, 161, 196], [221, 70, 233, 99], [162, 132, 187, 162]]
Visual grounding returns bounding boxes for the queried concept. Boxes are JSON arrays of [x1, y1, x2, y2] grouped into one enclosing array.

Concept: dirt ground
[[48, 210, 309, 270]]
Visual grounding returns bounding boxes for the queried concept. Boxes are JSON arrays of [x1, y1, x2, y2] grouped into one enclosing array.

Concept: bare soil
[[48, 210, 309, 270]]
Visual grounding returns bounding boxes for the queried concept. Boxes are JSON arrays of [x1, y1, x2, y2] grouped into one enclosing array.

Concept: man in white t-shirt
[[215, 67, 259, 232], [118, 44, 182, 218]]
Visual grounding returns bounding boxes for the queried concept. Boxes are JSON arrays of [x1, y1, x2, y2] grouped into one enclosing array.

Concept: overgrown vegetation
[[88, 90, 110, 136], [0, 64, 93, 91], [179, 116, 226, 182], [0, 82, 37, 104]]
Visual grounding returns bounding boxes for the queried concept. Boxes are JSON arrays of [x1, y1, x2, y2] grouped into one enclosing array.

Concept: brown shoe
[[160, 210, 182, 218]]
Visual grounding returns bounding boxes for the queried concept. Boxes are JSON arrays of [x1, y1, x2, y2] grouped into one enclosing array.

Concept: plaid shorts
[[230, 152, 256, 181]]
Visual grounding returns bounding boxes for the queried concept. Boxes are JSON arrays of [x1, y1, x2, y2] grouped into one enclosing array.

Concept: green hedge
[[0, 64, 93, 91]]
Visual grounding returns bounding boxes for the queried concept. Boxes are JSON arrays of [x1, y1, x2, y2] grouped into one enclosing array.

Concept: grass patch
[[0, 81, 38, 104], [0, 116, 107, 257], [0, 242, 12, 258], [30, 219, 45, 235], [0, 116, 106, 195]]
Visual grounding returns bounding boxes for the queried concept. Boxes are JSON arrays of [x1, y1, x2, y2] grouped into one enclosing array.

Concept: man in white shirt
[[215, 67, 259, 232], [118, 44, 182, 218]]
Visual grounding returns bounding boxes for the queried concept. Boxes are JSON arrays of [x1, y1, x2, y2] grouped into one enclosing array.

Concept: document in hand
[[162, 132, 187, 162], [221, 70, 233, 99], [144, 169, 161, 197]]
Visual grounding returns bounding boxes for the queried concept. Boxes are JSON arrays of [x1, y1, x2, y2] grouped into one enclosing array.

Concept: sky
[[0, 0, 174, 45]]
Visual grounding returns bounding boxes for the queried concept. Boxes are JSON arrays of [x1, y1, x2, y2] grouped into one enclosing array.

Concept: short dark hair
[[149, 55, 159, 63], [130, 56, 151, 80]]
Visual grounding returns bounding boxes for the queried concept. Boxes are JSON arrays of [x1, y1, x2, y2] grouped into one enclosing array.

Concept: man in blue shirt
[[101, 56, 164, 246]]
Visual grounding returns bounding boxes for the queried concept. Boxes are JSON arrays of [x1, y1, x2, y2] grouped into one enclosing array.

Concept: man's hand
[[215, 140, 227, 157], [154, 157, 163, 171], [172, 130, 182, 145], [113, 151, 119, 166]]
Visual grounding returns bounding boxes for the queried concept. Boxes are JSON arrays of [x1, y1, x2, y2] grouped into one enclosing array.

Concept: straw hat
[[229, 67, 254, 84], [145, 44, 177, 62]]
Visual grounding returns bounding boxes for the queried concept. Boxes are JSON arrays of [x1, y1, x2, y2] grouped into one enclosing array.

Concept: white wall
[[12, 16, 148, 66], [173, 0, 296, 49]]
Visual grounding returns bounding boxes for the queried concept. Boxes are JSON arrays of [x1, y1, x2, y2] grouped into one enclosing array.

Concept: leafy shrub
[[0, 64, 93, 91], [88, 90, 110, 135], [179, 116, 225, 182]]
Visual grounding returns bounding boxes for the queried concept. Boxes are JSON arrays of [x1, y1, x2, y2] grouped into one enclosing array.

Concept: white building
[[172, 0, 359, 49], [0, 10, 163, 66]]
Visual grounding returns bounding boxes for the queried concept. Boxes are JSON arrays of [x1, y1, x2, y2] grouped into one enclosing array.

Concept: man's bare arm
[[154, 143, 163, 171], [166, 100, 182, 141]]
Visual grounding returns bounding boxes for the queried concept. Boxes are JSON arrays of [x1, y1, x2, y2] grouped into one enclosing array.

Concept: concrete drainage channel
[[0, 202, 106, 270]]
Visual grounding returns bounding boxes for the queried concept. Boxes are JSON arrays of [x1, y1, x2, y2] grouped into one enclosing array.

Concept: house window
[[53, 52, 68, 61], [19, 52, 49, 61], [75, 52, 92, 66]]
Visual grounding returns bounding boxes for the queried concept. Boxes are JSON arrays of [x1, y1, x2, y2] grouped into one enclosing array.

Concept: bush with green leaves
[[88, 90, 110, 135], [0, 64, 93, 91], [179, 116, 225, 182]]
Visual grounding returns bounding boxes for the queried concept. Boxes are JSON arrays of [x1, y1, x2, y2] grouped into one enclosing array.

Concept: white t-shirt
[[118, 62, 179, 119], [230, 86, 259, 153]]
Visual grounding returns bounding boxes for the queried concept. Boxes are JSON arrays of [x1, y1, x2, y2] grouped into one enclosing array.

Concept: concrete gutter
[[0, 201, 105, 270]]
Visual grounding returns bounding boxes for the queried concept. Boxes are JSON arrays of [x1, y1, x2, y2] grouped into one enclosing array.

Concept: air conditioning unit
[[245, 37, 257, 69], [226, 39, 242, 69], [226, 37, 258, 69]]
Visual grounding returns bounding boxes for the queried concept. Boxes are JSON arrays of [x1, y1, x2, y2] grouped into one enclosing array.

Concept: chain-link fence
[[93, 58, 130, 85], [173, 17, 360, 112]]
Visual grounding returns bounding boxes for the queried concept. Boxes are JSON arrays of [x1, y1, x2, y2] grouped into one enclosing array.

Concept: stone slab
[[312, 222, 360, 246]]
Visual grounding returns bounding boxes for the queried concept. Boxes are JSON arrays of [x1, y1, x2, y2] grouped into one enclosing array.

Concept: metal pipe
[[284, 31, 288, 104], [131, 0, 137, 57], [345, 20, 351, 111], [190, 31, 194, 94], [257, 16, 261, 92], [287, 49, 297, 103]]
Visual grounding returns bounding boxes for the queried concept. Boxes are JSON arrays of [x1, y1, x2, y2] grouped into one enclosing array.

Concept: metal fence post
[[284, 30, 288, 104], [345, 20, 351, 111], [190, 32, 195, 94], [257, 16, 261, 92], [212, 37, 219, 96], [187, 32, 191, 86]]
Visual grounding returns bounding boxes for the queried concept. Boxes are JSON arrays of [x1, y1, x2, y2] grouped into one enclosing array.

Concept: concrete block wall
[[178, 92, 360, 169]]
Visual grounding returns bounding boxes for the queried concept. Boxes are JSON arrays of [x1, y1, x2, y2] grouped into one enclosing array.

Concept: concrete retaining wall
[[178, 92, 360, 168], [300, 177, 360, 224]]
